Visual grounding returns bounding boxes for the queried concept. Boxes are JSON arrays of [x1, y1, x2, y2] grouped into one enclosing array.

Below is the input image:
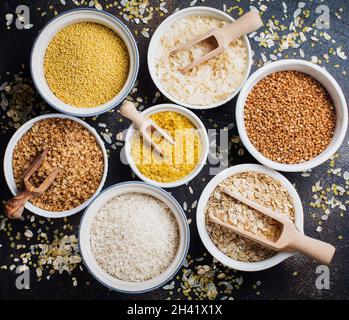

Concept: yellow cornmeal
[[44, 22, 129, 108], [131, 111, 202, 183]]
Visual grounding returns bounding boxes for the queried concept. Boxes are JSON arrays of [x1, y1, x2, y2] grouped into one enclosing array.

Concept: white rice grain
[[90, 193, 179, 282]]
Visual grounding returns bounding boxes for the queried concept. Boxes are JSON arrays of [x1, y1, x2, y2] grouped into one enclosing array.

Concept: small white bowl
[[31, 8, 139, 117], [3, 114, 108, 218], [147, 6, 252, 109], [196, 164, 304, 272], [79, 181, 190, 293], [124, 104, 209, 188], [236, 59, 348, 172]]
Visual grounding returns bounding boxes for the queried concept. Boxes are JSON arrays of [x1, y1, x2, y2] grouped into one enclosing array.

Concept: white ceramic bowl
[[147, 6, 252, 109], [3, 114, 108, 218], [124, 103, 209, 188], [31, 8, 139, 117], [236, 59, 348, 172], [79, 181, 190, 293], [196, 164, 304, 272]]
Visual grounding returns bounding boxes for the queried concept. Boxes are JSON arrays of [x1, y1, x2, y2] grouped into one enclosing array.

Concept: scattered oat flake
[[261, 53, 267, 63], [36, 267, 42, 277], [24, 229, 33, 238], [163, 281, 175, 290], [343, 172, 349, 180], [141, 30, 150, 38], [293, 8, 302, 19], [323, 32, 331, 41], [298, 48, 305, 58], [95, 3, 102, 11], [337, 47, 347, 60], [102, 132, 112, 144], [191, 200, 198, 209], [183, 201, 187, 211], [311, 56, 318, 64]]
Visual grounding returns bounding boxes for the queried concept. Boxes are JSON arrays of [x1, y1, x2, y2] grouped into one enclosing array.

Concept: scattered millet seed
[[44, 22, 129, 108], [244, 71, 336, 164]]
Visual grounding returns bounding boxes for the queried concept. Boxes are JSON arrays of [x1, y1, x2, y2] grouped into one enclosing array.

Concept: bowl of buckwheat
[[196, 164, 304, 272], [236, 59, 348, 172], [4, 114, 108, 218]]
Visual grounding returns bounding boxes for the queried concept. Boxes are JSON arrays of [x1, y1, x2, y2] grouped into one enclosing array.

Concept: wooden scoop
[[170, 10, 263, 73], [4, 148, 59, 220], [209, 189, 335, 265], [120, 101, 175, 156]]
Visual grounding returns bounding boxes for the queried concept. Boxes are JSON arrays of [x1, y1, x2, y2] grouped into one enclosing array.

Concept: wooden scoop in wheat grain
[[4, 148, 59, 220], [170, 10, 263, 73], [209, 189, 335, 265]]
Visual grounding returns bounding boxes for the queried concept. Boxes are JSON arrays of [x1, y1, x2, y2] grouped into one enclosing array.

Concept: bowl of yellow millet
[[124, 104, 209, 188], [31, 8, 139, 117]]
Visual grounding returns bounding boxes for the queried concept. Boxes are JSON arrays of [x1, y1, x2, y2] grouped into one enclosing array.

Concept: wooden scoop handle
[[4, 190, 33, 220], [120, 101, 145, 130], [222, 10, 263, 46], [289, 234, 336, 265]]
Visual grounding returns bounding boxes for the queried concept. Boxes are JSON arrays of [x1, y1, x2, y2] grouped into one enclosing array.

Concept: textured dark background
[[0, 0, 348, 300]]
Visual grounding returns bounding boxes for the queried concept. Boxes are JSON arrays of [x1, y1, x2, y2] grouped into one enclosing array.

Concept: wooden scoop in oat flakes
[[4, 148, 59, 220], [209, 189, 336, 265]]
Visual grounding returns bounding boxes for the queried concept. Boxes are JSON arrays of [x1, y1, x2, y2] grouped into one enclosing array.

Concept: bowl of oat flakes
[[196, 164, 304, 271], [148, 7, 252, 109], [4, 114, 108, 218]]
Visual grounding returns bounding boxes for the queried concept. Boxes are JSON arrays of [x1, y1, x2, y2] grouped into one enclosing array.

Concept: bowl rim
[[78, 181, 190, 293], [236, 59, 348, 172], [196, 163, 304, 272], [124, 103, 209, 188], [147, 6, 252, 110], [30, 8, 139, 117], [3, 113, 108, 218]]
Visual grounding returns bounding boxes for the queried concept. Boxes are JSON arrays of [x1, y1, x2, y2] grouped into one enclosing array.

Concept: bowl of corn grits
[[124, 104, 209, 188], [31, 9, 139, 117]]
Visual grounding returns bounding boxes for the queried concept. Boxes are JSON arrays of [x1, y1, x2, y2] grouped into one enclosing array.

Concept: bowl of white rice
[[79, 181, 190, 293], [148, 6, 252, 109]]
